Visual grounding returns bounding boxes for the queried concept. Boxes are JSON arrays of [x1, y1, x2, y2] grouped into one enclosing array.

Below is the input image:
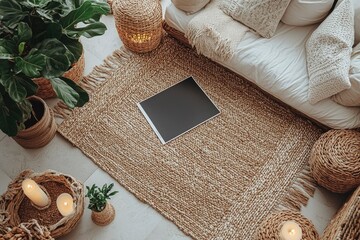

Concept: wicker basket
[[321, 186, 360, 240], [12, 96, 57, 149], [0, 170, 84, 239], [33, 52, 85, 99], [255, 211, 319, 240], [113, 0, 162, 53], [309, 129, 360, 193], [91, 202, 116, 226]]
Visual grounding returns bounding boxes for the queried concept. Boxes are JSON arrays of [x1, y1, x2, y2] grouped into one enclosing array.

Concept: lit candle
[[56, 193, 74, 217], [279, 221, 302, 240], [21, 178, 49, 207]]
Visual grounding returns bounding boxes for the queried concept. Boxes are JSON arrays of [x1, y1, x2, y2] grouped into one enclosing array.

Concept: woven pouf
[[255, 211, 319, 240], [309, 129, 360, 193], [113, 0, 162, 53]]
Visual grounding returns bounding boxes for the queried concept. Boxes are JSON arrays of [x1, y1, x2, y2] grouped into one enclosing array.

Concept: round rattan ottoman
[[255, 211, 319, 240], [309, 129, 360, 193], [113, 0, 162, 53]]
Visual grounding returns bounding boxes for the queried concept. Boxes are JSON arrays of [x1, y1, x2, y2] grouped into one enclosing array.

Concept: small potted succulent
[[85, 183, 118, 226]]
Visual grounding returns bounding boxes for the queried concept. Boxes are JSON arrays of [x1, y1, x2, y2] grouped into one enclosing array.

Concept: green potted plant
[[0, 0, 110, 147], [85, 183, 118, 226]]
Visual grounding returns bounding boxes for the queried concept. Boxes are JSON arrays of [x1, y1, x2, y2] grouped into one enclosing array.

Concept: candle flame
[[64, 202, 68, 206], [27, 184, 33, 189], [288, 229, 296, 235]]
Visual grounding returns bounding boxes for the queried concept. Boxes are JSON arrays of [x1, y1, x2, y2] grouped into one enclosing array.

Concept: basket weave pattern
[[321, 186, 360, 240], [309, 129, 360, 193], [113, 0, 162, 53], [255, 211, 319, 240], [12, 96, 57, 149], [33, 53, 85, 99], [0, 170, 84, 239], [91, 202, 115, 226]]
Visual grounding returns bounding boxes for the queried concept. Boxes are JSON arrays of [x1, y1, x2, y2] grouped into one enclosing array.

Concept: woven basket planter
[[309, 129, 360, 193], [113, 0, 162, 53], [33, 52, 85, 99], [0, 170, 84, 239], [321, 186, 360, 240], [255, 211, 319, 240], [91, 202, 116, 226], [12, 96, 56, 149]]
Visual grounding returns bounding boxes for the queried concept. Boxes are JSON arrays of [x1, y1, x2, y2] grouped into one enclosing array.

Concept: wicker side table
[[309, 129, 360, 193], [321, 186, 360, 240], [255, 211, 319, 240], [113, 0, 162, 53], [0, 170, 84, 239]]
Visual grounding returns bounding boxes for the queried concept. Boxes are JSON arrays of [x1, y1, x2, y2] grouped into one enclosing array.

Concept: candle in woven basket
[[56, 193, 75, 216], [279, 221, 302, 240], [22, 178, 49, 207]]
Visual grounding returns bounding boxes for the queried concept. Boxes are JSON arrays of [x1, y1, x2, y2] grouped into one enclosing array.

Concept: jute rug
[[57, 36, 322, 239]]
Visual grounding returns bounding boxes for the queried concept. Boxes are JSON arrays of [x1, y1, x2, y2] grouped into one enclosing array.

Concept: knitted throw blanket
[[185, 0, 249, 62]]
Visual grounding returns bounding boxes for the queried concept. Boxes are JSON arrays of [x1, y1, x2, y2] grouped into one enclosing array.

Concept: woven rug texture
[[57, 37, 322, 240]]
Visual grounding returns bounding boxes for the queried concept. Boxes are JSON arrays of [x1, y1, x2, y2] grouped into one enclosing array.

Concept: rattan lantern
[[113, 0, 162, 53], [309, 129, 360, 193]]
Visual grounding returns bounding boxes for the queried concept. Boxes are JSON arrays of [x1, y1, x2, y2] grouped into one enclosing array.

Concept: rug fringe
[[53, 47, 132, 119], [275, 165, 317, 212]]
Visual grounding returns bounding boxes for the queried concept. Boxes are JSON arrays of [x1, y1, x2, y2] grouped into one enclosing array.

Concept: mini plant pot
[[91, 202, 116, 226], [12, 96, 57, 148]]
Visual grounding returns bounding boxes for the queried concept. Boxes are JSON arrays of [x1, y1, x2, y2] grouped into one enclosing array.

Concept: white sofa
[[164, 3, 360, 129]]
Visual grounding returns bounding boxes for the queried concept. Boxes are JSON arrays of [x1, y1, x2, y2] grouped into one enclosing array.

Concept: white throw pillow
[[281, 0, 334, 26], [306, 0, 354, 104], [220, 0, 292, 38], [172, 0, 210, 14], [332, 43, 360, 106]]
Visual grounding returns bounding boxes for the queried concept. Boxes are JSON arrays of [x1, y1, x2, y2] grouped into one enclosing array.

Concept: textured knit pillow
[[306, 0, 354, 104], [172, 0, 210, 14], [281, 0, 334, 26], [332, 43, 360, 106], [220, 0, 292, 38]]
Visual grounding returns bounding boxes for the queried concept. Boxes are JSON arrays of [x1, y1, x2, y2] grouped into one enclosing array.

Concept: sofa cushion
[[306, 0, 354, 104], [220, 0, 291, 38], [332, 43, 360, 106], [281, 0, 334, 26], [354, 0, 360, 45], [171, 0, 210, 14]]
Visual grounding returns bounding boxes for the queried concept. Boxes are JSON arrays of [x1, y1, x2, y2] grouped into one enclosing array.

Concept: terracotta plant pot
[[91, 202, 116, 226], [12, 96, 57, 148]]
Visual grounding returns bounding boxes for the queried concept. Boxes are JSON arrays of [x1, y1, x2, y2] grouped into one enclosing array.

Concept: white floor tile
[[301, 187, 347, 235]]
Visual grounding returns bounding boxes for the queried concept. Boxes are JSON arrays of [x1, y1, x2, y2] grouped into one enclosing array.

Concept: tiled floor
[[0, 1, 347, 239]]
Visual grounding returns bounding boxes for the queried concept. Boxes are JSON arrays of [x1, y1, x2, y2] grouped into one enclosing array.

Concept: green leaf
[[65, 22, 107, 39], [60, 77, 88, 107], [45, 23, 63, 39], [17, 75, 38, 96], [37, 39, 71, 78], [36, 8, 54, 21], [60, 1, 109, 37], [49, 77, 79, 108], [15, 53, 46, 77], [61, 37, 83, 63], [24, 0, 52, 8], [0, 39, 16, 59], [17, 22, 32, 43], [0, 74, 27, 102], [0, 0, 27, 28]]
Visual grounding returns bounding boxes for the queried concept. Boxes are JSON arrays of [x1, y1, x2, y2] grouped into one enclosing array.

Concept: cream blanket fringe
[[185, 0, 249, 62]]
